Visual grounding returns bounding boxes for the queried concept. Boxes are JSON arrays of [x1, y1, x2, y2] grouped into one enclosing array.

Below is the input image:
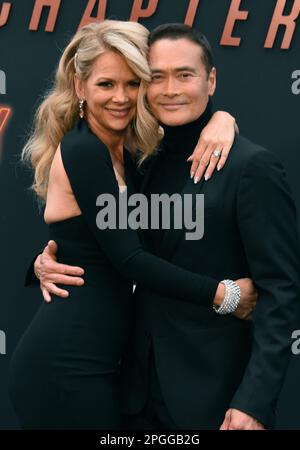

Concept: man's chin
[[159, 116, 193, 127], [155, 110, 197, 127]]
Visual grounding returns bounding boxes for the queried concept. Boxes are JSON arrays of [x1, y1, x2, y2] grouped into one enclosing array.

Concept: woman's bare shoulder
[[49, 144, 69, 183]]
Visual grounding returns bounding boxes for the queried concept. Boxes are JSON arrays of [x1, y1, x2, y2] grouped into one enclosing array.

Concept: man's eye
[[152, 75, 163, 82], [179, 73, 192, 79]]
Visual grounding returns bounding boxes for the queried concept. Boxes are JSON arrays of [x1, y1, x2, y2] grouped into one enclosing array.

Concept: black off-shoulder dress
[[9, 119, 218, 429]]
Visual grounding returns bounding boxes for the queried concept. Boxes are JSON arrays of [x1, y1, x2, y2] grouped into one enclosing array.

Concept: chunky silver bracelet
[[213, 279, 240, 315]]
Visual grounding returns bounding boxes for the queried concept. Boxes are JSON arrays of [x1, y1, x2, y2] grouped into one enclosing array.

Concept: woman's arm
[[59, 123, 221, 308], [188, 111, 237, 183]]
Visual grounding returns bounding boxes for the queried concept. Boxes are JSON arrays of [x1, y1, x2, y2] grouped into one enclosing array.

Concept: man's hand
[[233, 278, 257, 320], [220, 408, 265, 430], [34, 240, 85, 303]]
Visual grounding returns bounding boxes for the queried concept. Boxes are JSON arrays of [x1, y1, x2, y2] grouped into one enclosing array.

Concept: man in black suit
[[30, 24, 300, 430]]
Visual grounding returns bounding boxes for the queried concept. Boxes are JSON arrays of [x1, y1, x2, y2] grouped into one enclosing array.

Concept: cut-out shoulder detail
[[44, 144, 82, 225]]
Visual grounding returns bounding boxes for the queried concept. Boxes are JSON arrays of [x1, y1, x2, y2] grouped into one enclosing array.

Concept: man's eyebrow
[[151, 66, 197, 73]]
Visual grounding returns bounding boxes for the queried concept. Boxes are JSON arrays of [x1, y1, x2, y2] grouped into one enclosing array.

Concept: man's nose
[[163, 77, 180, 96]]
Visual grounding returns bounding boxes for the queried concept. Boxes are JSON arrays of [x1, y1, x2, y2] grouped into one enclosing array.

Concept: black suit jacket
[[121, 135, 300, 429]]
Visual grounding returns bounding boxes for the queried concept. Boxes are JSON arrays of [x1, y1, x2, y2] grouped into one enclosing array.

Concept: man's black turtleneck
[[144, 101, 213, 254], [161, 100, 213, 157]]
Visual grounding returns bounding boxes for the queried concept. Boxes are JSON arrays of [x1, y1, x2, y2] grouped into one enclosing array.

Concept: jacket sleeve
[[24, 251, 43, 287], [60, 133, 219, 307], [229, 148, 300, 428]]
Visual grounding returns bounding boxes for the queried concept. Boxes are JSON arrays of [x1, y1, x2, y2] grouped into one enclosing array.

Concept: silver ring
[[212, 149, 222, 158]]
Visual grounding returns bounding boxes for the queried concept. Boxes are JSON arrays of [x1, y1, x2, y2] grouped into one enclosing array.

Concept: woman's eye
[[152, 75, 162, 82], [129, 81, 141, 87], [97, 82, 113, 87]]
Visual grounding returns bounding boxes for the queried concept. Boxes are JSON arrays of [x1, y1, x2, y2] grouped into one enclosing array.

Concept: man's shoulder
[[229, 135, 288, 189], [232, 134, 268, 160], [230, 134, 282, 172]]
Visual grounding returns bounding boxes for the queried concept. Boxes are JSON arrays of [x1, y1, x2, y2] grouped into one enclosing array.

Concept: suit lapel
[[124, 149, 138, 195], [131, 147, 205, 260], [160, 176, 206, 260], [139, 151, 162, 194]]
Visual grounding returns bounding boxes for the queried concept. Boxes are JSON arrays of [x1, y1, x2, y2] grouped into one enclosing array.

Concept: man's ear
[[74, 74, 84, 100], [208, 67, 216, 96]]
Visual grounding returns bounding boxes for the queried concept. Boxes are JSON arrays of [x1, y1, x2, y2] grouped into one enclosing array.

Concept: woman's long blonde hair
[[22, 20, 160, 201]]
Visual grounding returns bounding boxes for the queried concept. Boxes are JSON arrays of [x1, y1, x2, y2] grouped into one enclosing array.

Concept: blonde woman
[[9, 21, 251, 429]]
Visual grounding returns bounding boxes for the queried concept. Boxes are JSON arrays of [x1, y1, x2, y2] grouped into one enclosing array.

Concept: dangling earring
[[79, 99, 85, 119]]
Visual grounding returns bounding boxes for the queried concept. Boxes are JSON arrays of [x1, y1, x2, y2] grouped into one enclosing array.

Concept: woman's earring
[[79, 99, 85, 119]]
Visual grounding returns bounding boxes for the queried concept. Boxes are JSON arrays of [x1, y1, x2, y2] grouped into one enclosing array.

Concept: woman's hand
[[213, 277, 257, 320], [187, 111, 237, 183]]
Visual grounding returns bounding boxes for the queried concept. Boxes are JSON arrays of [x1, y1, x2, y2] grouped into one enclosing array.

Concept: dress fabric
[[8, 119, 218, 429]]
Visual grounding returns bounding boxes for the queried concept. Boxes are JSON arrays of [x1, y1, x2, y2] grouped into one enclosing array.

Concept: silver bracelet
[[213, 279, 240, 315]]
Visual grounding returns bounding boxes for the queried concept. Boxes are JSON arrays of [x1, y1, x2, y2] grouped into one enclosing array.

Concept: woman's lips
[[106, 108, 131, 118]]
